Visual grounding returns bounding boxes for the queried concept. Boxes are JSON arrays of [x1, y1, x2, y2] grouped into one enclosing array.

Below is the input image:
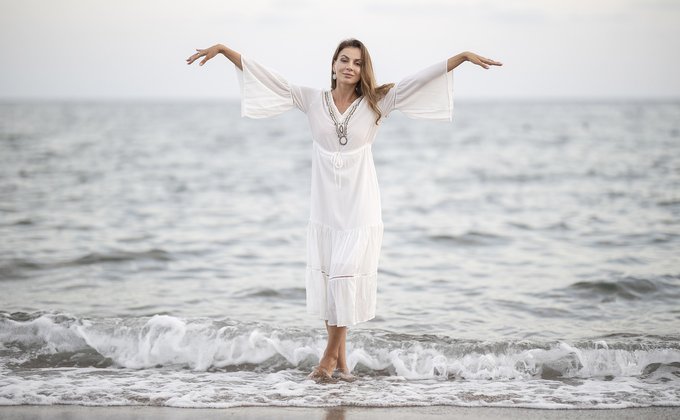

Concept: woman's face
[[333, 47, 362, 87]]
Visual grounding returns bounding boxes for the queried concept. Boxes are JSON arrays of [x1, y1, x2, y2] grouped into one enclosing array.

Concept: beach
[[2, 406, 680, 420]]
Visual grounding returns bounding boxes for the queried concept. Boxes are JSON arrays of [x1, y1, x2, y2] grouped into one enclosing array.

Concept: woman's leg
[[326, 321, 349, 373], [317, 321, 346, 374], [309, 321, 356, 383]]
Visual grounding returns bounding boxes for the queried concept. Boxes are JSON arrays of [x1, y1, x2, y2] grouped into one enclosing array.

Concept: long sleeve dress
[[236, 57, 453, 327]]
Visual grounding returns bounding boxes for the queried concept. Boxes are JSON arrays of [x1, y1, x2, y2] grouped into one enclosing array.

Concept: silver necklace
[[324, 91, 362, 146]]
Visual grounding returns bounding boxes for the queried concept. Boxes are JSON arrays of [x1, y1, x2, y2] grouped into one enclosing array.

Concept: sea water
[[1, 100, 679, 408]]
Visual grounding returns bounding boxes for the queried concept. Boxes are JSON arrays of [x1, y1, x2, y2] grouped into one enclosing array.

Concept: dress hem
[[305, 268, 378, 328]]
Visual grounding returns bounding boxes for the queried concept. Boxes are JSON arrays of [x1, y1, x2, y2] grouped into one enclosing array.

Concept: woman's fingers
[[471, 55, 487, 69], [199, 50, 213, 66], [479, 56, 502, 67], [469, 53, 502, 69], [483, 57, 503, 66], [186, 49, 207, 65]]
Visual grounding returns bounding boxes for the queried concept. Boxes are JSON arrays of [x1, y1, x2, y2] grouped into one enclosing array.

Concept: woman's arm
[[447, 51, 502, 72], [186, 44, 242, 70]]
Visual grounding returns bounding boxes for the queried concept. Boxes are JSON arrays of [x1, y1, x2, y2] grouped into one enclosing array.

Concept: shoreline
[[1, 405, 679, 420]]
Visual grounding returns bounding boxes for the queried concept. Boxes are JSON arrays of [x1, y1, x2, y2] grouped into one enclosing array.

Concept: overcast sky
[[1, 0, 679, 100]]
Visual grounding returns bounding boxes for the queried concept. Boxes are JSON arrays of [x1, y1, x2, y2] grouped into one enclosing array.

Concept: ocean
[[1, 100, 679, 408]]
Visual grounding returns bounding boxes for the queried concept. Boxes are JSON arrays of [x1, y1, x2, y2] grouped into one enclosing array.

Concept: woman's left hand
[[464, 52, 503, 69], [447, 52, 502, 71]]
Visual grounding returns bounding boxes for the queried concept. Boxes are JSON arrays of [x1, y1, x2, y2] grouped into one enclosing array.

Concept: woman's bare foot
[[317, 354, 338, 377], [332, 368, 357, 382], [307, 366, 338, 384]]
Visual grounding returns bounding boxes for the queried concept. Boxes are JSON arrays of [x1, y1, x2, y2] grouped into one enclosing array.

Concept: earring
[[332, 73, 337, 80]]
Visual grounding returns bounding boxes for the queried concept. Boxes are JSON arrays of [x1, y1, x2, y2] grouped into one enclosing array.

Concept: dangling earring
[[332, 73, 337, 80]]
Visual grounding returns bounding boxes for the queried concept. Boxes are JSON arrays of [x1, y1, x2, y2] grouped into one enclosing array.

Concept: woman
[[187, 39, 501, 383]]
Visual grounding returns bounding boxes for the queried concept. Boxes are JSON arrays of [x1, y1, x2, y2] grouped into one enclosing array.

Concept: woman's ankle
[[319, 355, 338, 373]]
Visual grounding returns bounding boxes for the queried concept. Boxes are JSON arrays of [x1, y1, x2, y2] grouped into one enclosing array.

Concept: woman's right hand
[[186, 44, 225, 66]]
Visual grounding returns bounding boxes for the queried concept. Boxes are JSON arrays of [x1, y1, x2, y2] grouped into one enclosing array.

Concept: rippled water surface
[[1, 101, 679, 408]]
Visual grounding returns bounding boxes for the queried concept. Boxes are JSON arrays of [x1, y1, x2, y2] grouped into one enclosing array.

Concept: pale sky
[[1, 0, 679, 100]]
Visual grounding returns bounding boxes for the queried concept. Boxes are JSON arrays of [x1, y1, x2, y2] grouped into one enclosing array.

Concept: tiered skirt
[[305, 220, 383, 327]]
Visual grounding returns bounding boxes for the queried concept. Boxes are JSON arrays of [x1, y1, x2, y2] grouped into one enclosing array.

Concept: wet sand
[[1, 405, 679, 420]]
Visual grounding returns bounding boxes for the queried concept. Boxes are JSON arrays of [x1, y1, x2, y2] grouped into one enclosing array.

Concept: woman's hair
[[331, 38, 394, 125]]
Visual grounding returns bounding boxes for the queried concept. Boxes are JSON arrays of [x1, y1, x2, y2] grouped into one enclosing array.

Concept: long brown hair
[[331, 39, 394, 125]]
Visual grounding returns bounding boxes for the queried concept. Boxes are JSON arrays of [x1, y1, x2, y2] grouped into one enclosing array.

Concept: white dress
[[236, 56, 453, 327]]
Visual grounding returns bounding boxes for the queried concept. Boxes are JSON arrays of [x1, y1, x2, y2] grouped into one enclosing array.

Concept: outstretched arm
[[186, 44, 242, 70], [447, 51, 502, 72]]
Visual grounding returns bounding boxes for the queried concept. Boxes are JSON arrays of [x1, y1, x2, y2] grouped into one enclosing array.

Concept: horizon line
[[1, 96, 679, 104]]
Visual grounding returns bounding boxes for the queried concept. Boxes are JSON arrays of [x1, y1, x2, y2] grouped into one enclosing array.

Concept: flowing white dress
[[236, 57, 453, 327]]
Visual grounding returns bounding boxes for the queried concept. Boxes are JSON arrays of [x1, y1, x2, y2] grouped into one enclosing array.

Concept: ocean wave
[[233, 287, 306, 301], [2, 312, 679, 381], [565, 275, 680, 302], [427, 231, 510, 247], [535, 274, 680, 304], [588, 232, 680, 247], [507, 221, 572, 231], [1, 312, 680, 408], [0, 248, 174, 279], [69, 248, 174, 265]]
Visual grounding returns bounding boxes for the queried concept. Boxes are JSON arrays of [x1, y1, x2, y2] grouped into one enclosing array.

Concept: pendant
[[338, 125, 347, 146]]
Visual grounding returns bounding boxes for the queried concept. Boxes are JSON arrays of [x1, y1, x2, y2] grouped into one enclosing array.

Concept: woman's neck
[[333, 83, 358, 104]]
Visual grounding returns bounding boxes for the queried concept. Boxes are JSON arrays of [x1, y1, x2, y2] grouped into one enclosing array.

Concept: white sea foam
[[1, 313, 679, 408], [1, 366, 679, 408], [3, 313, 680, 379]]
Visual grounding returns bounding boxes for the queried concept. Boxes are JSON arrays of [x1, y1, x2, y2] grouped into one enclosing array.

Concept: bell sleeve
[[379, 60, 453, 122], [235, 56, 313, 118]]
